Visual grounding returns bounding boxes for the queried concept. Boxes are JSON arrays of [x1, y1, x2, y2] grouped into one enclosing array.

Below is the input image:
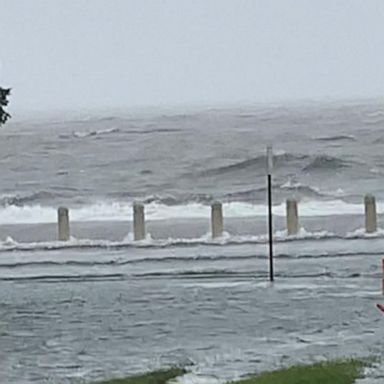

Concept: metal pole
[[267, 146, 274, 282], [268, 174, 274, 281]]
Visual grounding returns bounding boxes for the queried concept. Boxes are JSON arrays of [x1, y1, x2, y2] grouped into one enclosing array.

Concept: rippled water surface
[[1, 101, 384, 383]]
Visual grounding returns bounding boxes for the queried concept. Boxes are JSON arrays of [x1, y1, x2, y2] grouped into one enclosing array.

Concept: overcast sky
[[1, 0, 384, 112]]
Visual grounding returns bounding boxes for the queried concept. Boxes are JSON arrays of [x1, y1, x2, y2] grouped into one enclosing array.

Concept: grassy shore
[[92, 359, 366, 384], [231, 359, 365, 384]]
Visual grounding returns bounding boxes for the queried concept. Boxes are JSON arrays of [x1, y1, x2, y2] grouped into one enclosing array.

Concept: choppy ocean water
[[1, 100, 384, 383]]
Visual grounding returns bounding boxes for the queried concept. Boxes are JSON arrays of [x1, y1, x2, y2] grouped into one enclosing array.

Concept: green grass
[[93, 367, 186, 384], [231, 359, 365, 384], [91, 359, 368, 384]]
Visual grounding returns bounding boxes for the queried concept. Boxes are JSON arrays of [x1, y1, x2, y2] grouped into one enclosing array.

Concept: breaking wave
[[346, 227, 384, 239], [138, 182, 346, 205], [2, 227, 384, 254], [139, 193, 215, 206], [302, 155, 353, 172], [0, 180, 346, 209], [0, 191, 62, 207], [0, 198, 377, 225], [0, 229, 335, 252], [1, 228, 384, 283], [279, 180, 345, 198]]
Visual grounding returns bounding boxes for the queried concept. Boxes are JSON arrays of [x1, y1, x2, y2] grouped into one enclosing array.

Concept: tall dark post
[[267, 146, 274, 282]]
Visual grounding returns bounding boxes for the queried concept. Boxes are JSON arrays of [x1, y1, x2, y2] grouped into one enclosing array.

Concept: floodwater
[[1, 100, 384, 383]]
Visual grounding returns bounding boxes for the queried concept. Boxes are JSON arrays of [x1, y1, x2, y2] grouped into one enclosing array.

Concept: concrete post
[[133, 203, 145, 241], [211, 202, 223, 238], [286, 199, 299, 236], [365, 194, 377, 233], [58, 207, 70, 241]]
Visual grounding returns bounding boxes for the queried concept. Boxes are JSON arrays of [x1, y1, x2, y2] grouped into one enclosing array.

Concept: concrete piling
[[211, 202, 224, 238], [133, 203, 146, 241], [286, 199, 299, 236], [58, 207, 70, 241], [365, 194, 377, 233]]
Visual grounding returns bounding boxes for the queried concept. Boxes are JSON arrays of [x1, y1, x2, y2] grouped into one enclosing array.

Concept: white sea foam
[[280, 180, 345, 197], [346, 227, 384, 239], [0, 228, 336, 252], [0, 199, 379, 225], [280, 180, 302, 189], [313, 187, 345, 197], [365, 110, 384, 118], [274, 227, 334, 240], [72, 127, 119, 138]]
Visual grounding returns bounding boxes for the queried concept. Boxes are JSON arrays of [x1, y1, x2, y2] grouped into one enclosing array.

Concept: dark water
[[1, 100, 384, 383]]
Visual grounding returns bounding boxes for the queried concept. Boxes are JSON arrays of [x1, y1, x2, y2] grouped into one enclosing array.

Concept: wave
[[123, 185, 332, 205], [200, 153, 308, 176], [71, 126, 181, 139], [315, 135, 356, 142], [226, 184, 320, 200], [97, 128, 182, 136], [0, 191, 62, 207], [0, 180, 345, 210], [0, 268, 370, 283], [1, 246, 377, 269], [0, 254, 303, 270], [364, 110, 384, 118], [72, 127, 120, 138], [362, 110, 384, 124], [302, 155, 352, 172], [1, 226, 380, 254], [128, 128, 181, 134], [0, 252, 381, 271], [1, 225, 382, 255], [90, 116, 119, 122], [0, 229, 334, 252], [225, 181, 345, 201], [281, 180, 345, 198], [200, 153, 356, 176], [64, 115, 121, 125], [0, 199, 378, 224], [0, 273, 126, 282], [0, 250, 332, 269], [279, 180, 345, 198], [346, 227, 384, 239], [140, 193, 215, 206], [364, 117, 384, 125], [133, 270, 366, 280], [79, 115, 120, 123]]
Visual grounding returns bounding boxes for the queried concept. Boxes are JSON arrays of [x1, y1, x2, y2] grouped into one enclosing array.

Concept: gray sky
[[1, 0, 384, 112]]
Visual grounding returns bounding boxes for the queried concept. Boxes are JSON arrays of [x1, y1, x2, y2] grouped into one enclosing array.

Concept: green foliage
[[90, 359, 370, 384], [230, 359, 365, 384], [93, 367, 186, 384], [0, 87, 11, 126]]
